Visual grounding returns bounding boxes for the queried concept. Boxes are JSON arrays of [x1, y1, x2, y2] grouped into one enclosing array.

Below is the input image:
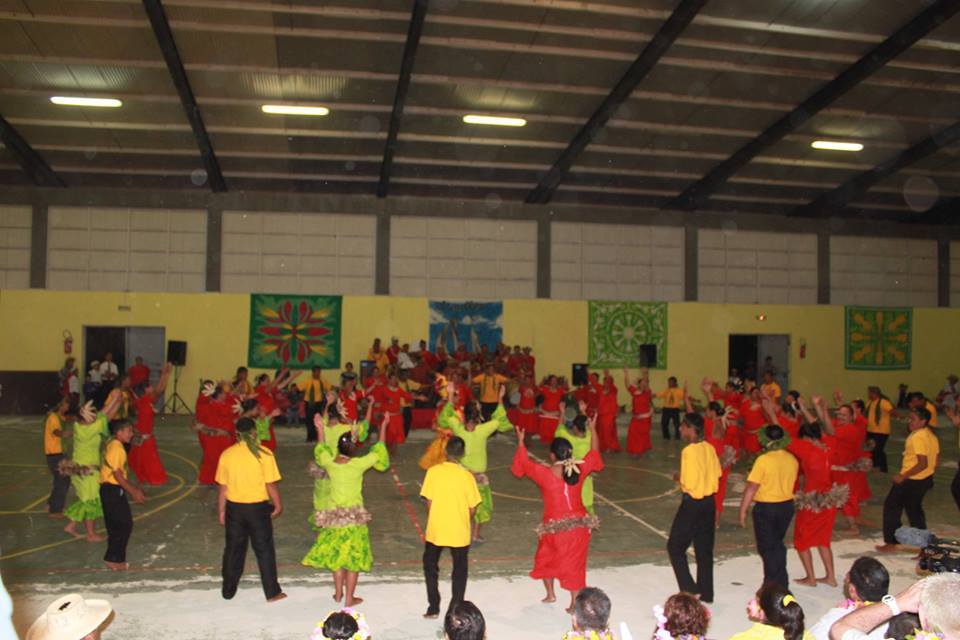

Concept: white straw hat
[[26, 594, 112, 640]]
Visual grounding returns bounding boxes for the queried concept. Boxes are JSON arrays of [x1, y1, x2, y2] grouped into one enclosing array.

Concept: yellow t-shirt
[[473, 373, 508, 403], [729, 622, 814, 640], [298, 376, 329, 403], [680, 440, 721, 499], [100, 439, 127, 485], [925, 401, 939, 428], [421, 462, 481, 547], [367, 349, 389, 373], [44, 413, 63, 455], [901, 427, 939, 480], [399, 379, 421, 408], [866, 398, 894, 435], [747, 449, 799, 503], [657, 387, 684, 409], [761, 382, 782, 401], [215, 442, 282, 503]]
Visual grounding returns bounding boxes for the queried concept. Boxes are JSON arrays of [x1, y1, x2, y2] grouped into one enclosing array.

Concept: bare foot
[[267, 593, 288, 603], [64, 524, 83, 539], [843, 526, 860, 537], [104, 561, 127, 571], [793, 577, 817, 587], [565, 605, 575, 614], [423, 612, 439, 619], [333, 591, 343, 602], [875, 543, 900, 553], [817, 576, 838, 587], [541, 595, 556, 604], [86, 533, 106, 543], [48, 512, 65, 520], [346, 596, 363, 607]]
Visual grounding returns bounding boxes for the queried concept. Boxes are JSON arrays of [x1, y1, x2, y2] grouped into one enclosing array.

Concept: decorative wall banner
[[429, 301, 503, 354], [845, 306, 912, 370], [248, 294, 342, 369], [588, 301, 668, 369]]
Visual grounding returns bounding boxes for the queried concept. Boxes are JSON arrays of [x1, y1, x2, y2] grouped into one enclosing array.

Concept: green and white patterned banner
[[845, 306, 911, 370], [588, 301, 667, 369]]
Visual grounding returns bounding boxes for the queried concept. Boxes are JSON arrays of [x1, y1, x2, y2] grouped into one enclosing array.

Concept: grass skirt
[[475, 484, 493, 524], [302, 524, 373, 573]]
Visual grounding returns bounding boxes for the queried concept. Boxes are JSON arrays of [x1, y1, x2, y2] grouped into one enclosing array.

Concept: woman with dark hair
[[194, 381, 237, 485], [731, 583, 811, 640], [302, 410, 390, 607], [444, 601, 486, 640], [511, 415, 602, 612], [554, 402, 598, 515], [739, 424, 799, 588], [310, 608, 371, 640], [232, 366, 253, 397], [812, 395, 868, 535]]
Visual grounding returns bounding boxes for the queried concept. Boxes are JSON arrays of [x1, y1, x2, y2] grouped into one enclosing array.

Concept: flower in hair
[[554, 457, 585, 477], [905, 631, 944, 640], [310, 607, 370, 640]]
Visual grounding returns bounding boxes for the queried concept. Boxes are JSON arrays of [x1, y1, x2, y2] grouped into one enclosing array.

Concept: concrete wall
[[0, 206, 31, 289], [830, 236, 937, 307]]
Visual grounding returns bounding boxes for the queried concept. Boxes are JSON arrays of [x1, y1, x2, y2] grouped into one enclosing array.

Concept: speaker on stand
[[163, 340, 192, 415]]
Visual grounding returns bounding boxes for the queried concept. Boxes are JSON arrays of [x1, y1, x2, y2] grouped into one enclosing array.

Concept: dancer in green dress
[[437, 381, 513, 543], [554, 401, 599, 515], [63, 400, 118, 541], [302, 407, 389, 607]]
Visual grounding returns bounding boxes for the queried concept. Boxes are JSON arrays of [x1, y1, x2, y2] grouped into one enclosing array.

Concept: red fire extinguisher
[[799, 338, 806, 359], [63, 329, 73, 354]]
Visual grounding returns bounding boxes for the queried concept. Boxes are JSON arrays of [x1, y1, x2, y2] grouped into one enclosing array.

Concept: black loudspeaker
[[638, 344, 657, 368], [572, 363, 589, 386], [167, 340, 187, 366], [359, 359, 376, 382]]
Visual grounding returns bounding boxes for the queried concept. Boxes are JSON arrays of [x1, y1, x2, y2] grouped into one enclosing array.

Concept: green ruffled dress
[[64, 413, 109, 522], [302, 440, 388, 573], [438, 402, 512, 524], [554, 424, 595, 515], [309, 419, 369, 530]]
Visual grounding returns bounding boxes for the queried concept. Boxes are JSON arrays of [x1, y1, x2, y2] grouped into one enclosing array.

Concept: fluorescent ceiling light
[[463, 114, 527, 127], [261, 104, 329, 116], [811, 140, 863, 152], [50, 96, 122, 108]]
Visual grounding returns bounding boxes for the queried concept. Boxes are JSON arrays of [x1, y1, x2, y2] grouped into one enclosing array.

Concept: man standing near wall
[[297, 367, 328, 443]]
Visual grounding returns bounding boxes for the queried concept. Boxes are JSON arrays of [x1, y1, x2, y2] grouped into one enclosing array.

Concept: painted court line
[[389, 465, 426, 543]]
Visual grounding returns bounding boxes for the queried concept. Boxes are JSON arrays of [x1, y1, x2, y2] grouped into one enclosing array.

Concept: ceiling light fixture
[[463, 114, 527, 127], [811, 140, 864, 152], [50, 96, 122, 108], [261, 104, 329, 116]]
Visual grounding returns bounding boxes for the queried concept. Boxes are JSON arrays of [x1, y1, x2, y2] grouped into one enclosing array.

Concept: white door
[[757, 334, 789, 392]]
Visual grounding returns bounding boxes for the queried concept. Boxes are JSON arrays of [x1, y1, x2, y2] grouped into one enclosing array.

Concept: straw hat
[[26, 594, 112, 640]]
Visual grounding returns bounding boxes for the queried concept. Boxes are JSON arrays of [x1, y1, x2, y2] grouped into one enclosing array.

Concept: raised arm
[[796, 396, 817, 425], [155, 362, 174, 396], [622, 368, 631, 389], [760, 395, 779, 424], [588, 411, 600, 453], [811, 395, 835, 434]]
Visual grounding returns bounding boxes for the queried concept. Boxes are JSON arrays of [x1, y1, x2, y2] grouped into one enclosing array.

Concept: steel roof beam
[[665, 0, 960, 211], [0, 115, 65, 187]]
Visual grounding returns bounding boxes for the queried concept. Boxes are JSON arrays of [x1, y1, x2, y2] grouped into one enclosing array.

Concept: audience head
[[573, 587, 611, 633], [845, 556, 889, 602], [919, 573, 960, 639], [668, 376, 678, 387], [680, 413, 705, 442], [445, 436, 466, 461], [655, 592, 710, 640], [313, 608, 370, 640], [751, 583, 804, 640], [886, 613, 921, 640], [550, 438, 580, 486], [444, 601, 485, 640], [26, 593, 113, 640]]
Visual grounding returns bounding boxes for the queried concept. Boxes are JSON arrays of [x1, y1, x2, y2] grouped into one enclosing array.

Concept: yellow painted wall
[[2, 290, 957, 408]]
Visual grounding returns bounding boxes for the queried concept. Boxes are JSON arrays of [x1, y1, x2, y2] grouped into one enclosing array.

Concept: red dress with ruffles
[[825, 419, 867, 518], [128, 392, 168, 485], [788, 438, 838, 551], [511, 445, 604, 592]]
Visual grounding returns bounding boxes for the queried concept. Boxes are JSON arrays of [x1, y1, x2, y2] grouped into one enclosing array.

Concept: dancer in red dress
[[537, 375, 568, 445], [594, 372, 620, 453], [511, 418, 603, 613], [786, 418, 845, 588], [811, 395, 867, 534], [739, 387, 766, 454], [515, 372, 539, 440], [699, 399, 739, 527], [128, 362, 173, 485], [625, 368, 653, 456], [195, 382, 237, 485]]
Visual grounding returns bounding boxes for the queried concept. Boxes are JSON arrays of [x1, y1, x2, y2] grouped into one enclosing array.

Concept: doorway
[[728, 334, 790, 391], [84, 325, 166, 388]]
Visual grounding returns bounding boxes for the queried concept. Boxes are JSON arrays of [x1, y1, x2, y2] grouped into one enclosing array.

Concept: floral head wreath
[[757, 427, 791, 452], [310, 607, 370, 640], [653, 604, 707, 640], [554, 457, 585, 477]]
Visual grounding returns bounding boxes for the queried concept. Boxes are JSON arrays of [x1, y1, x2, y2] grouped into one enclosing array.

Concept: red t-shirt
[[128, 364, 150, 387]]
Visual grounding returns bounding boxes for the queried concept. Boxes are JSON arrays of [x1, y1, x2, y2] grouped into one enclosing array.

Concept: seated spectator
[[444, 601, 485, 640], [809, 557, 890, 640], [731, 583, 812, 640], [653, 592, 710, 640], [885, 614, 921, 640], [26, 593, 113, 640], [564, 587, 614, 640], [830, 574, 960, 640], [310, 608, 370, 640]]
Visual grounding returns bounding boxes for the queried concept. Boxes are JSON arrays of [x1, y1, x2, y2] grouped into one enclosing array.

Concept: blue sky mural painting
[[429, 301, 503, 354]]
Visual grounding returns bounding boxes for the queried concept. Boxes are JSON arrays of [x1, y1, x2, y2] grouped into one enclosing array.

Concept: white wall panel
[[0, 206, 31, 289], [830, 236, 936, 307], [390, 216, 536, 299], [698, 229, 816, 304], [47, 207, 206, 292], [551, 222, 683, 301], [222, 211, 375, 295]]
